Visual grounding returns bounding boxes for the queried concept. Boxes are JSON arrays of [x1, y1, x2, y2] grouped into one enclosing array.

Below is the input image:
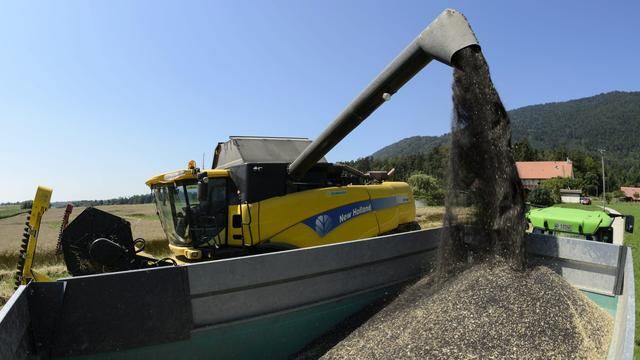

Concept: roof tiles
[[515, 161, 573, 180]]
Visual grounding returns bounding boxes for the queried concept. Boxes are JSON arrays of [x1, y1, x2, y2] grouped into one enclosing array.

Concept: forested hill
[[371, 135, 449, 159], [371, 91, 640, 161]]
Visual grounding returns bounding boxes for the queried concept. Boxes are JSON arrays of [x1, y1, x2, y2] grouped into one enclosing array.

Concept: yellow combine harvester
[[146, 136, 417, 260], [18, 139, 418, 278]]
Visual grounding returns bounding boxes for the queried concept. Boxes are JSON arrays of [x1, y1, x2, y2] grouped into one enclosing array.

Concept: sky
[[1, 0, 639, 202]]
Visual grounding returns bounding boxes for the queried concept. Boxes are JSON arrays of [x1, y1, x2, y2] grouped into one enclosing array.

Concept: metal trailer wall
[[0, 286, 31, 360], [607, 250, 635, 359], [0, 229, 635, 359], [607, 207, 626, 245], [526, 234, 627, 295], [188, 228, 440, 327]]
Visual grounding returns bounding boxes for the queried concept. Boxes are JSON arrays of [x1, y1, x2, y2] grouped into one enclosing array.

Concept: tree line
[[3, 193, 156, 209], [342, 139, 638, 206], [52, 193, 155, 208], [8, 136, 637, 209]]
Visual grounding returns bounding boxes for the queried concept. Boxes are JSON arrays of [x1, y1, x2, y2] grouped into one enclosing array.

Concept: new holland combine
[[31, 104, 419, 277], [145, 136, 417, 261]]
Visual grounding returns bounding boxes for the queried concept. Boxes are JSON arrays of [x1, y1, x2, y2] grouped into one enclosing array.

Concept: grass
[[0, 205, 27, 220], [0, 249, 70, 306]]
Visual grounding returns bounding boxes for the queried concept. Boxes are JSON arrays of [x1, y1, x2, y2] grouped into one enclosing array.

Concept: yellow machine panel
[[258, 186, 371, 241], [257, 182, 415, 248], [227, 203, 260, 247], [368, 182, 416, 234]]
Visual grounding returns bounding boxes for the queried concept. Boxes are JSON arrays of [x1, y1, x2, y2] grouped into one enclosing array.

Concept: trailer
[[0, 229, 635, 359], [1, 7, 634, 359]]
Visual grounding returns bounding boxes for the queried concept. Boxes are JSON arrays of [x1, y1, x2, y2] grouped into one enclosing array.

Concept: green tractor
[[526, 206, 634, 244]]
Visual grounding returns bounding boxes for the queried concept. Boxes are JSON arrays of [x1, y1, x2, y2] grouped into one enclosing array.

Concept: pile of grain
[[322, 262, 613, 359]]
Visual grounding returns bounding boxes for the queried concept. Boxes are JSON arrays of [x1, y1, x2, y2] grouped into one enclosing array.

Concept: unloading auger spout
[[288, 9, 479, 180]]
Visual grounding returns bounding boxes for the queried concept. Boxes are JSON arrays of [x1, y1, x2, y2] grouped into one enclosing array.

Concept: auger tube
[[288, 9, 479, 180]]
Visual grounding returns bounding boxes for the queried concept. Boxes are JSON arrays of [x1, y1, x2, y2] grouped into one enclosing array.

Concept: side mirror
[[625, 215, 634, 233]]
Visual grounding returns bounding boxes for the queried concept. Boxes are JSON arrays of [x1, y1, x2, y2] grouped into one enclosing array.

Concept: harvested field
[[0, 203, 164, 255], [0, 205, 27, 220], [415, 206, 474, 229], [321, 262, 613, 359], [415, 206, 444, 228]]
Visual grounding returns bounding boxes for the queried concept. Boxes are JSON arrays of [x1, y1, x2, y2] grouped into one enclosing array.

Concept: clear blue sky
[[1, 0, 639, 202]]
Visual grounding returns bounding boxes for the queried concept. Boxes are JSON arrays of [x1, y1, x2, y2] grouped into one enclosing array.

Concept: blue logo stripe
[[371, 195, 409, 210], [302, 195, 409, 238]]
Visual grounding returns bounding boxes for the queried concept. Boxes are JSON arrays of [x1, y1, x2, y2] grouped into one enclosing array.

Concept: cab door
[[200, 177, 229, 247], [226, 179, 245, 247], [227, 202, 259, 247]]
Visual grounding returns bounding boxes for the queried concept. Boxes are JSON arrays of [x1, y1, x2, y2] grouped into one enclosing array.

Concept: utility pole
[[599, 149, 606, 210]]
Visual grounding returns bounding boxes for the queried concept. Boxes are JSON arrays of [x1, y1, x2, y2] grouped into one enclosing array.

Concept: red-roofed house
[[620, 187, 640, 201], [515, 160, 574, 190]]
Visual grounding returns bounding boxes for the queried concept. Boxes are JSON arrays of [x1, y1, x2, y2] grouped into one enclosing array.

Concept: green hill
[[371, 135, 449, 159], [371, 91, 640, 162]]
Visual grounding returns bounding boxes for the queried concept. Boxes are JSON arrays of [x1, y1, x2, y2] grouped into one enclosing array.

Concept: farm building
[[620, 186, 640, 201], [559, 189, 582, 203], [515, 160, 574, 191]]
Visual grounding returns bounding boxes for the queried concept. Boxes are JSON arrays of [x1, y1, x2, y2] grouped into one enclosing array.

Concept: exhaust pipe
[[288, 9, 479, 180]]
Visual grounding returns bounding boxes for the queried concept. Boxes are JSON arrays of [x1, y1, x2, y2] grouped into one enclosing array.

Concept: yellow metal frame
[[146, 168, 230, 187], [145, 168, 198, 187], [17, 186, 53, 286]]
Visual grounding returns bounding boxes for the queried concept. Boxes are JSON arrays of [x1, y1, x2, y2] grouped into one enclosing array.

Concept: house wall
[[522, 179, 540, 190], [560, 193, 581, 204]]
